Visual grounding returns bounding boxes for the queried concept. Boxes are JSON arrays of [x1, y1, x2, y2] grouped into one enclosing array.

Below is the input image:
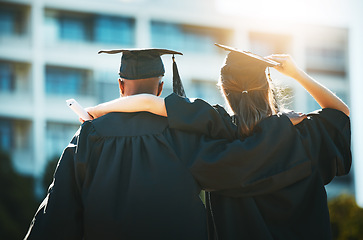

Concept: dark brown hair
[[218, 65, 278, 138]]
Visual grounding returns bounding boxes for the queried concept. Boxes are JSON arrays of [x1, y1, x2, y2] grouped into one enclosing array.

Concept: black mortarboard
[[98, 48, 186, 97], [215, 43, 280, 71]]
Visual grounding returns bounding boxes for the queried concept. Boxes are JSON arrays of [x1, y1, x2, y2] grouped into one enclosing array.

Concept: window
[[94, 15, 135, 46], [152, 22, 185, 50], [46, 66, 90, 96], [0, 9, 16, 35], [46, 10, 136, 46], [0, 4, 26, 36], [0, 119, 12, 152], [0, 62, 14, 92], [151, 21, 228, 53], [59, 15, 92, 42]]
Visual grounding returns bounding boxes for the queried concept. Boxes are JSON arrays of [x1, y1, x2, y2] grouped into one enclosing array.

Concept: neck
[[123, 89, 157, 97], [121, 77, 161, 97]]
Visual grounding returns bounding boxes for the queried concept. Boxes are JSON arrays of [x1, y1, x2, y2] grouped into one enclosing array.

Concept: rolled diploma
[[66, 99, 92, 120]]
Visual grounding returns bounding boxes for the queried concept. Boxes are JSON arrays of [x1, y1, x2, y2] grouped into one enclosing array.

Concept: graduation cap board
[[98, 48, 186, 97], [215, 43, 280, 69]]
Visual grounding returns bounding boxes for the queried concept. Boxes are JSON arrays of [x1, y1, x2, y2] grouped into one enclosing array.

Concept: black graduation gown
[[165, 93, 352, 240], [25, 110, 311, 240]]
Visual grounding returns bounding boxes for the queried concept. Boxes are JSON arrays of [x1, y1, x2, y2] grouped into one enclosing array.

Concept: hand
[[266, 54, 303, 79], [78, 112, 94, 124], [282, 110, 307, 126], [85, 106, 104, 119]]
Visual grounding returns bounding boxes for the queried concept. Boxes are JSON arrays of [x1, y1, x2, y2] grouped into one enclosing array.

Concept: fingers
[[266, 54, 290, 59], [294, 114, 307, 125], [266, 54, 290, 65], [266, 54, 302, 79], [291, 114, 307, 126], [281, 110, 307, 125], [298, 112, 307, 117], [85, 107, 92, 116], [78, 114, 93, 124], [87, 112, 94, 119], [85, 107, 96, 119]]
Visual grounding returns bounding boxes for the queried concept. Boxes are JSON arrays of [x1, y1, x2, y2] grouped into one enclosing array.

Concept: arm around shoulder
[[86, 94, 167, 119]]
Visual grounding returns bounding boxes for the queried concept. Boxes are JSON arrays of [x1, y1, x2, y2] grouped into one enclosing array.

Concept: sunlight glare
[[215, 0, 352, 25]]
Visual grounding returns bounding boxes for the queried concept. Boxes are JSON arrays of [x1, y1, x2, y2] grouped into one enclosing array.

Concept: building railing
[[0, 35, 31, 48]]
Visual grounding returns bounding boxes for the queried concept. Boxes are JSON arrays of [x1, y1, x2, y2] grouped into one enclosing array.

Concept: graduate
[[25, 48, 310, 240], [85, 44, 351, 239]]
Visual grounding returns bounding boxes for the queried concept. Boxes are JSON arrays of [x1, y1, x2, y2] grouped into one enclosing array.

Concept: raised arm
[[86, 94, 166, 119], [266, 54, 350, 116]]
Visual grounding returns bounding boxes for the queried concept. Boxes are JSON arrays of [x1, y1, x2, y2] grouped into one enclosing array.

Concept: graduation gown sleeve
[[182, 114, 312, 197], [165, 93, 237, 141], [296, 108, 351, 185], [24, 124, 93, 240]]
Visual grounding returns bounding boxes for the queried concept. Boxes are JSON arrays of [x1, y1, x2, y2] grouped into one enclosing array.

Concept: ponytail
[[219, 68, 277, 138]]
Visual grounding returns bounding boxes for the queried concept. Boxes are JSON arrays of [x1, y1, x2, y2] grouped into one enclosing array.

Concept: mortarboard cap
[[215, 43, 280, 72], [98, 48, 186, 97]]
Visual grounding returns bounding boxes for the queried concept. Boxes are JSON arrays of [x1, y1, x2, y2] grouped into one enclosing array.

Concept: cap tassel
[[172, 55, 186, 97]]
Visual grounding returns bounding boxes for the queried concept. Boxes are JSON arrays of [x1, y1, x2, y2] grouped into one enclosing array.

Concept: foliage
[[329, 194, 363, 240], [0, 150, 38, 240]]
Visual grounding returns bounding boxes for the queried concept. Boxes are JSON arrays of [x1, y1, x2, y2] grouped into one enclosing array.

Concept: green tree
[[329, 194, 363, 240], [0, 150, 38, 240]]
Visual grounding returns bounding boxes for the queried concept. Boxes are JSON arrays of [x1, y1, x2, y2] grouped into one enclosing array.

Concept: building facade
[[0, 0, 355, 197]]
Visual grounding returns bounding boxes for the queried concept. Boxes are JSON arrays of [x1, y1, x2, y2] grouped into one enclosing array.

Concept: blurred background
[[0, 0, 362, 239]]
